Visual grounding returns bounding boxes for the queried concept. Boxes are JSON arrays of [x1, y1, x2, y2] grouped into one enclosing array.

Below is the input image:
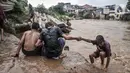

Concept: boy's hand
[[11, 53, 19, 57], [76, 37, 81, 41], [97, 46, 102, 51]]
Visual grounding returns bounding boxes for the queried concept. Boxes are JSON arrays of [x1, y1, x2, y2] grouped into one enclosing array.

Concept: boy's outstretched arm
[[62, 34, 81, 41], [12, 32, 26, 57], [81, 37, 92, 43]]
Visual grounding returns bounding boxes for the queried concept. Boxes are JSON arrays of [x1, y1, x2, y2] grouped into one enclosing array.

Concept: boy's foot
[[11, 53, 19, 57], [103, 67, 108, 72], [52, 57, 59, 60], [64, 46, 69, 51], [100, 64, 104, 70], [59, 53, 67, 59], [90, 63, 96, 68], [52, 54, 67, 60]]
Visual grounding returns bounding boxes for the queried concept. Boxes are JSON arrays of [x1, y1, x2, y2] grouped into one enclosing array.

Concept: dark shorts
[[92, 50, 111, 58], [0, 19, 4, 28], [22, 46, 42, 56]]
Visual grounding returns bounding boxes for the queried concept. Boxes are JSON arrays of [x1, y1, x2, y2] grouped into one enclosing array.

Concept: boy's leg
[[89, 51, 99, 64], [99, 51, 106, 66], [58, 38, 66, 59], [58, 38, 65, 49], [1, 28, 3, 41], [89, 54, 94, 64], [0, 19, 4, 41]]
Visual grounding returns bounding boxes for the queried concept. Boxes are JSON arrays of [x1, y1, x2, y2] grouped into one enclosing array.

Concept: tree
[[49, 3, 65, 15], [127, 0, 130, 10], [0, 0, 29, 34], [35, 4, 48, 14]]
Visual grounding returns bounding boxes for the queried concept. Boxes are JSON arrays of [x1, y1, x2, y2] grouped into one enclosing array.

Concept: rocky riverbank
[[0, 33, 107, 73]]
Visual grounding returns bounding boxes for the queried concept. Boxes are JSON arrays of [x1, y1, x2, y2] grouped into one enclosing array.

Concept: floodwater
[[68, 19, 130, 57], [66, 19, 130, 73]]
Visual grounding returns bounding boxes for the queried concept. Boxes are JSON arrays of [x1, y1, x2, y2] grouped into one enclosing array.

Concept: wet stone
[[62, 52, 87, 68]]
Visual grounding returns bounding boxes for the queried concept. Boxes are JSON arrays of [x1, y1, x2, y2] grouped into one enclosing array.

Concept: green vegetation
[[35, 4, 48, 14], [1, 0, 29, 34], [127, 0, 130, 10], [7, 0, 29, 23]]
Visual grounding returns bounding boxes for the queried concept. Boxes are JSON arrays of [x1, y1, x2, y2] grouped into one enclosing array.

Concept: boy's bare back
[[24, 30, 40, 51]]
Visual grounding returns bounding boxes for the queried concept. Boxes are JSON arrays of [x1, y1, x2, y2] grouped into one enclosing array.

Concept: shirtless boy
[[81, 35, 111, 70]]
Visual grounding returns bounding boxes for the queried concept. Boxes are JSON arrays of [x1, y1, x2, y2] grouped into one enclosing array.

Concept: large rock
[[47, 15, 65, 25], [0, 33, 105, 73]]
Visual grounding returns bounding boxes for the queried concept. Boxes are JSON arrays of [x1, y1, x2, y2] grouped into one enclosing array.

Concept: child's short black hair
[[96, 35, 105, 43], [45, 22, 54, 28], [32, 22, 39, 30]]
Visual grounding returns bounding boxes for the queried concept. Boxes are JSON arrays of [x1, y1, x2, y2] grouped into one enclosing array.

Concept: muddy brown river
[[1, 19, 130, 73], [68, 19, 130, 56]]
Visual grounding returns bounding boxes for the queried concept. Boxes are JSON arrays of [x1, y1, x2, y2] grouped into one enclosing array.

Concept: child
[[0, 5, 7, 41], [66, 19, 71, 27], [81, 35, 111, 71]]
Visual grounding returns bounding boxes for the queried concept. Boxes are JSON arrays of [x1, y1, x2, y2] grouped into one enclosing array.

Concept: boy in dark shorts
[[81, 35, 111, 71], [12, 22, 41, 57]]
